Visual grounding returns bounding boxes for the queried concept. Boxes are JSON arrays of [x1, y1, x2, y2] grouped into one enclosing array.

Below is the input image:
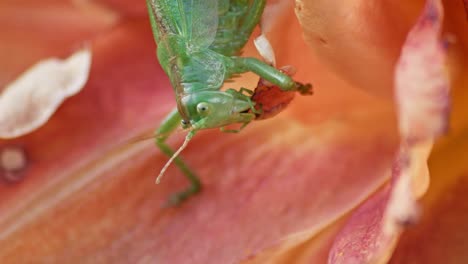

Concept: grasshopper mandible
[[146, 0, 312, 205]]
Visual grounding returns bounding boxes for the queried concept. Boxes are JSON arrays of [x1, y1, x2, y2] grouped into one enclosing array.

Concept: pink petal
[[391, 144, 468, 263], [0, 12, 400, 263], [329, 185, 393, 264], [395, 0, 449, 142], [387, 0, 449, 234], [329, 0, 450, 262]]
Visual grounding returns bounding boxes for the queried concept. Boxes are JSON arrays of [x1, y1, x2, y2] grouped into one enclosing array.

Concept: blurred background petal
[[3, 0, 467, 263], [0, 4, 399, 262], [295, 0, 468, 263]]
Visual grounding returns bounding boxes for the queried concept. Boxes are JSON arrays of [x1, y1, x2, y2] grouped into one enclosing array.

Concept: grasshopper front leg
[[230, 57, 313, 95], [226, 88, 262, 114], [155, 108, 201, 206]]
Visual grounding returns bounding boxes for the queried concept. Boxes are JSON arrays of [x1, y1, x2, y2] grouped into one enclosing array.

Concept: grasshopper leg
[[226, 88, 262, 115], [220, 112, 255, 133], [238, 87, 254, 96], [296, 82, 314, 95], [231, 57, 295, 90], [156, 108, 201, 206], [230, 57, 313, 94]]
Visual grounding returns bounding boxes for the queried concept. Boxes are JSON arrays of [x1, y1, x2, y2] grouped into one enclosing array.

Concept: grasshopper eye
[[196, 102, 210, 115]]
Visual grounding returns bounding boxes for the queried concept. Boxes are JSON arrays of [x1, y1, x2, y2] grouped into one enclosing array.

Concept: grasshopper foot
[[165, 183, 202, 207], [296, 82, 313, 95]]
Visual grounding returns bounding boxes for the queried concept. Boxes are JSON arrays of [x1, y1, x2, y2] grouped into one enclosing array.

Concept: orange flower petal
[[0, 1, 117, 87], [295, 0, 425, 98], [94, 0, 148, 16], [391, 130, 468, 263], [0, 6, 400, 263], [328, 1, 456, 262]]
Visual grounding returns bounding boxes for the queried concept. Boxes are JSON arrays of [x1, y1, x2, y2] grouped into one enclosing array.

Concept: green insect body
[[146, 0, 309, 205]]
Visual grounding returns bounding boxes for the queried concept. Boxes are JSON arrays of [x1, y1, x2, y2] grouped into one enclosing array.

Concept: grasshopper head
[[178, 91, 253, 130], [157, 91, 254, 184]]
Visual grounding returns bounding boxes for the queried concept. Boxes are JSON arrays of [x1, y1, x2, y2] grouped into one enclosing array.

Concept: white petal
[[254, 34, 277, 66], [0, 48, 92, 139]]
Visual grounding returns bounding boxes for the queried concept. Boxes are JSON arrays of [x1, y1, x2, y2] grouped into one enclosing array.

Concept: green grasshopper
[[146, 0, 312, 205]]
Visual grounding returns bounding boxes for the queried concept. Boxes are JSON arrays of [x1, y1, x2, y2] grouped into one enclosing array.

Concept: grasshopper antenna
[[156, 130, 196, 184]]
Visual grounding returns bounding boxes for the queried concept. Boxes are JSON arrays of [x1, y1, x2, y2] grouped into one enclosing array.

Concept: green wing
[[182, 0, 219, 48], [147, 0, 218, 49]]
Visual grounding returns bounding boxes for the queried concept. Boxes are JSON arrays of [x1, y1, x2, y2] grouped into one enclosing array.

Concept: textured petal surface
[[390, 129, 468, 263], [3, 0, 467, 263], [385, 0, 448, 240], [395, 0, 449, 142], [0, 2, 400, 263], [272, 0, 468, 262]]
